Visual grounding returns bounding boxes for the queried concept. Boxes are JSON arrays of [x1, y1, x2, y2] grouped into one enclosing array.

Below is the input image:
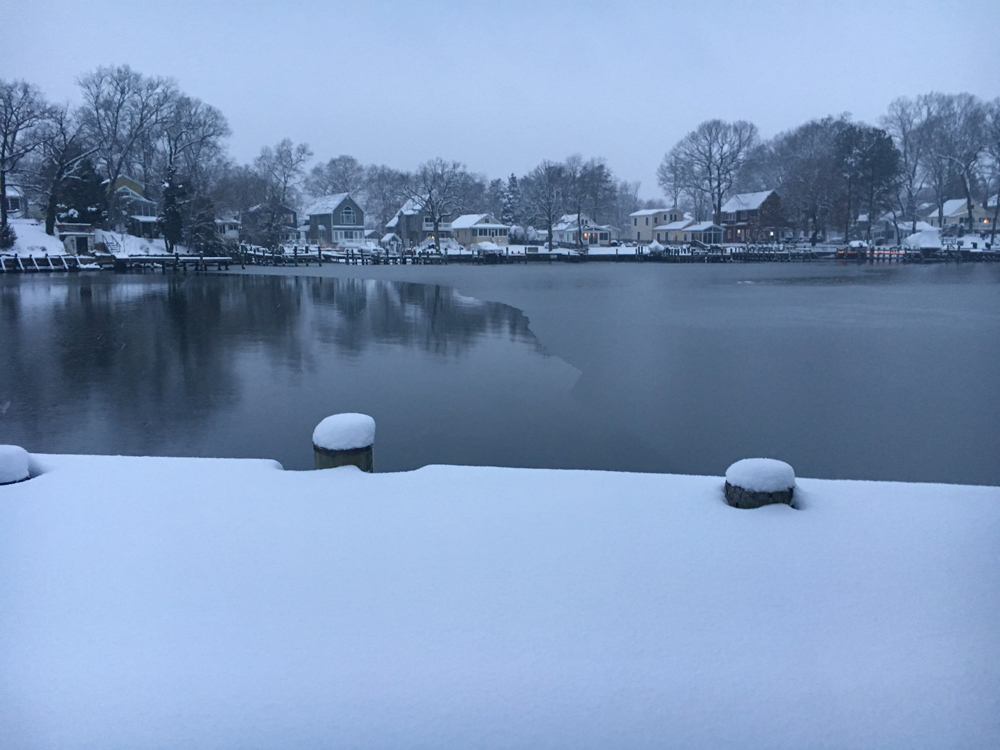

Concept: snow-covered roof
[[656, 219, 693, 231], [130, 215, 158, 223], [304, 193, 352, 217], [936, 198, 969, 218], [3, 185, 24, 198], [380, 233, 400, 243], [685, 222, 721, 232], [116, 186, 155, 204], [720, 190, 775, 214], [451, 214, 500, 229], [629, 208, 664, 217]]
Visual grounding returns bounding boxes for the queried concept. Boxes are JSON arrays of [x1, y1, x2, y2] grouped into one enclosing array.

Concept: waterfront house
[[3, 186, 27, 219], [658, 218, 695, 244], [551, 214, 619, 247], [682, 221, 724, 245], [385, 198, 452, 248], [451, 214, 510, 248], [305, 193, 366, 245], [926, 199, 992, 230], [719, 190, 783, 244], [629, 207, 685, 243]]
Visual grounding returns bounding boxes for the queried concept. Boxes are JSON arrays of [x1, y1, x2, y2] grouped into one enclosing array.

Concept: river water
[[1, 262, 998, 484]]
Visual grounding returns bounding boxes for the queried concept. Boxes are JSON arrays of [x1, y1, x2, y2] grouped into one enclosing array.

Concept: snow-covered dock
[[2, 453, 998, 748]]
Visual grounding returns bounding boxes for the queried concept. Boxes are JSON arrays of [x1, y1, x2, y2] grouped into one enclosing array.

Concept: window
[[341, 206, 356, 224], [645, 217, 649, 226], [6, 197, 20, 212], [633, 218, 637, 226]]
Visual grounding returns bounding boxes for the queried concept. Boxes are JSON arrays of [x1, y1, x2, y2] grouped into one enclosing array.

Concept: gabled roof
[[658, 219, 694, 231], [304, 193, 352, 217], [938, 198, 969, 217], [685, 221, 722, 232], [630, 208, 668, 217], [451, 213, 508, 229], [720, 190, 775, 214], [385, 197, 426, 229]]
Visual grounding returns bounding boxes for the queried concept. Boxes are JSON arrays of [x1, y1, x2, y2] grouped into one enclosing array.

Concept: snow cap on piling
[[312, 413, 376, 451], [0, 445, 30, 485], [725, 458, 795, 493]]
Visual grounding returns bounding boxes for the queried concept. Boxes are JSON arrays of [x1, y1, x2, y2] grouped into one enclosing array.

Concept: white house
[[552, 214, 619, 247], [926, 199, 992, 230], [3, 186, 27, 219], [450, 214, 510, 248], [629, 207, 686, 243]]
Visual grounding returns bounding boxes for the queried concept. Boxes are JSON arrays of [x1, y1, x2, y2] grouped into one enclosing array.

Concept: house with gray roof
[[304, 193, 365, 245]]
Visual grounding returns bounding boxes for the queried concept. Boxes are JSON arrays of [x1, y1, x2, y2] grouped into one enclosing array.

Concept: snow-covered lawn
[[2, 219, 67, 256], [95, 229, 184, 256], [1, 454, 998, 748]]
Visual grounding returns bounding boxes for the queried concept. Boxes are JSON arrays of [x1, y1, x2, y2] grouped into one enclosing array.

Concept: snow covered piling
[[312, 413, 376, 472], [724, 458, 796, 508], [0, 445, 31, 485]]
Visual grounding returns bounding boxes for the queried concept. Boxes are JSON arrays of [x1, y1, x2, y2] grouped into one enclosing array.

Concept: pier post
[[724, 458, 795, 509], [0, 445, 30, 485], [313, 414, 376, 473]]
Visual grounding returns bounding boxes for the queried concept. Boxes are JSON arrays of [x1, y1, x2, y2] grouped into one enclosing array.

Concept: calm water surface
[[1, 263, 998, 483]]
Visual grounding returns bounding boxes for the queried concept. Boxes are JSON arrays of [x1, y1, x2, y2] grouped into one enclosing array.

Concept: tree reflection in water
[[0, 274, 559, 469]]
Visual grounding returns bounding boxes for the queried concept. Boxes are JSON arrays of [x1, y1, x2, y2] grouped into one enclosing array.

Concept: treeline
[[0, 66, 650, 251], [659, 94, 1000, 243], [2, 65, 998, 252]]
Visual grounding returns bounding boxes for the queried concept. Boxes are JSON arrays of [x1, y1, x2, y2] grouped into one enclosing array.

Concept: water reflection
[[0, 275, 572, 470]]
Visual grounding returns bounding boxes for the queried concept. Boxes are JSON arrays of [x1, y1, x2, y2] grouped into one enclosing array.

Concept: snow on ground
[[1, 454, 997, 748], [2, 219, 67, 256], [95, 229, 186, 256]]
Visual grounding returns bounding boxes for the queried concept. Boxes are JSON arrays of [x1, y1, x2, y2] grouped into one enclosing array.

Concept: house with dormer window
[[305, 193, 366, 245]]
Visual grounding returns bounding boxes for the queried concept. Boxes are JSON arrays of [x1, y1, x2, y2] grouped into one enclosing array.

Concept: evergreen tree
[[187, 195, 219, 254], [158, 164, 186, 252], [58, 157, 107, 226], [501, 173, 520, 225]]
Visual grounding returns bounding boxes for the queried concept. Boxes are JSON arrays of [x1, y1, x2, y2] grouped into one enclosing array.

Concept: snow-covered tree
[[524, 160, 565, 252], [0, 79, 49, 231], [405, 158, 466, 251]]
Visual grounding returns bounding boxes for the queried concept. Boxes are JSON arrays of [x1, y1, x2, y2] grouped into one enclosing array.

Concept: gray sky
[[3, 0, 998, 198]]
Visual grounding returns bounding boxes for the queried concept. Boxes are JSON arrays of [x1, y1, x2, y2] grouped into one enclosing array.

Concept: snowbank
[[1, 454, 998, 748], [3, 219, 66, 256], [0, 445, 29, 484], [725, 457, 795, 492], [904, 227, 942, 250], [312, 413, 376, 451], [96, 230, 186, 257]]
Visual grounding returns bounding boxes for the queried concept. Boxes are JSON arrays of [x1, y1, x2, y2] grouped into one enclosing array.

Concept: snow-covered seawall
[[1, 454, 998, 749]]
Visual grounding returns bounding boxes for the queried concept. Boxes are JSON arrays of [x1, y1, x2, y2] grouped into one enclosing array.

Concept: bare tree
[[363, 164, 410, 232], [0, 79, 49, 232], [405, 158, 466, 251], [306, 154, 366, 197], [524, 160, 565, 252], [662, 119, 759, 221], [985, 98, 1000, 245], [254, 138, 313, 207], [882, 97, 932, 233], [77, 65, 176, 218]]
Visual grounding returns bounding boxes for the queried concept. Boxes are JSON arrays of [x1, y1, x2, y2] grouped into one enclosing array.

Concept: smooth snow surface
[[312, 413, 376, 450], [0, 445, 29, 484], [3, 219, 66, 257], [725, 457, 796, 492], [904, 228, 942, 249], [1, 454, 998, 749]]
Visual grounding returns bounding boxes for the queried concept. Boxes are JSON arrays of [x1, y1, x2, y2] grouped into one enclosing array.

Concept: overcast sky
[[3, 0, 998, 198]]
